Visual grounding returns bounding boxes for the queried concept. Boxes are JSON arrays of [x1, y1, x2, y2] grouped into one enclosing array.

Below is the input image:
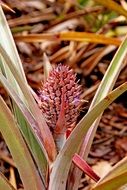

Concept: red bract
[[73, 154, 100, 182]]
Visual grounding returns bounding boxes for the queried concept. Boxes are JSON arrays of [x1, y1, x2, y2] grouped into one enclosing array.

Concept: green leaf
[[0, 44, 57, 162], [49, 82, 127, 190], [0, 7, 57, 162], [78, 0, 89, 6], [0, 172, 16, 190], [0, 96, 44, 190], [0, 6, 54, 184], [68, 34, 127, 190], [92, 157, 127, 190], [0, 73, 48, 182]]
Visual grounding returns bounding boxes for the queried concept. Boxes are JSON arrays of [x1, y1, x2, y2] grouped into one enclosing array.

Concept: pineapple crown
[[40, 64, 81, 135]]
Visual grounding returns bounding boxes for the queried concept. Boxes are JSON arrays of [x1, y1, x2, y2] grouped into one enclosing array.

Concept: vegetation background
[[0, 0, 127, 189]]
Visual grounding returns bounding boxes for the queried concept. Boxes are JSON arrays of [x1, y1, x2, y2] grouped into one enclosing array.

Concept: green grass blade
[[0, 172, 16, 190], [93, 156, 127, 190], [68, 35, 127, 190], [0, 96, 44, 190], [48, 82, 127, 190]]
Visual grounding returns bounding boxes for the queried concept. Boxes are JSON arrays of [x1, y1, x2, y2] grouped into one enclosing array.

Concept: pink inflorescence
[[40, 64, 81, 132]]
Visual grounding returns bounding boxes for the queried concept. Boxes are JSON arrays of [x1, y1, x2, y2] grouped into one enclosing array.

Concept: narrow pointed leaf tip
[[73, 154, 100, 182], [39, 64, 82, 134]]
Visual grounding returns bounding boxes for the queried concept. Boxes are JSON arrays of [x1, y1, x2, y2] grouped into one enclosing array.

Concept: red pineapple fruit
[[39, 64, 81, 151]]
